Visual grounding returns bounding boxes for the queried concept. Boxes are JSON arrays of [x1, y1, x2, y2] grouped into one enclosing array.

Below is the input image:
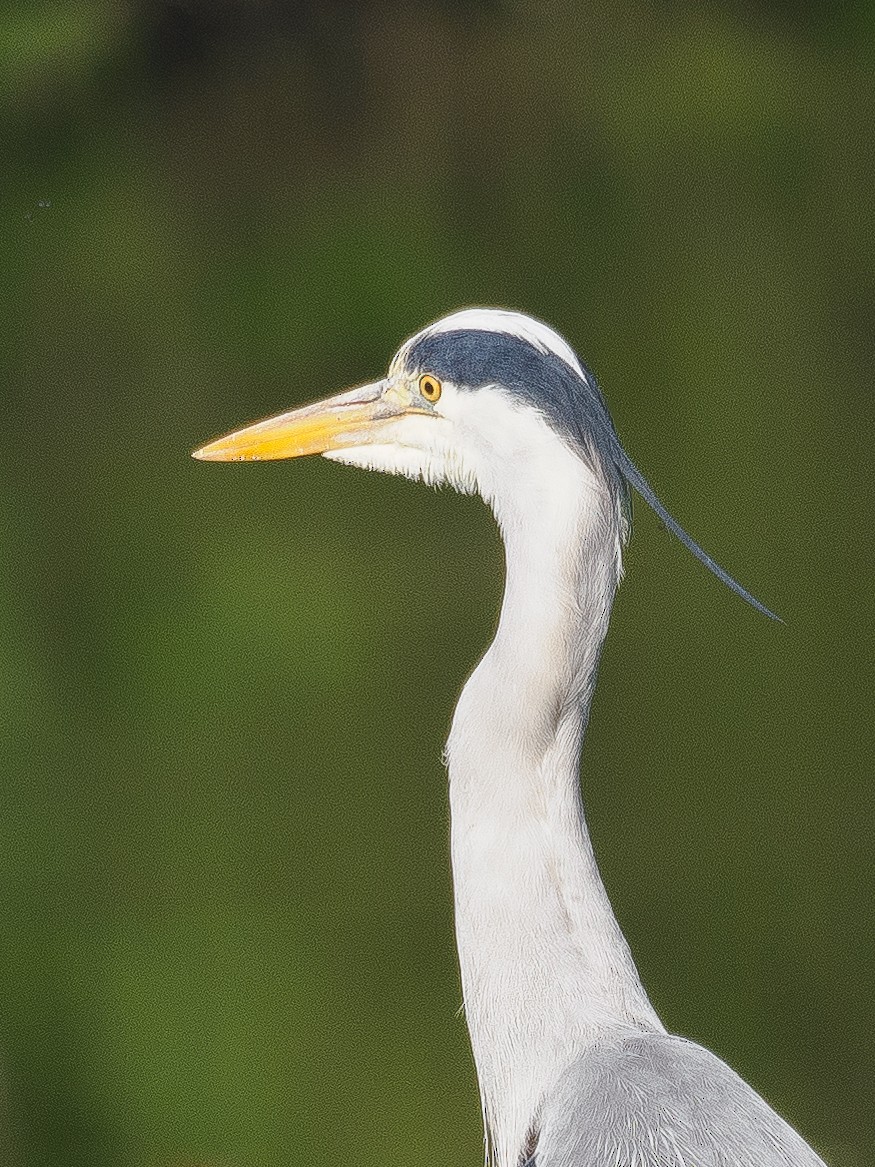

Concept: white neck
[[445, 442, 663, 1167]]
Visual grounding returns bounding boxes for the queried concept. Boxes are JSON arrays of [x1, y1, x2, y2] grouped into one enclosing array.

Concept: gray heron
[[193, 309, 826, 1167]]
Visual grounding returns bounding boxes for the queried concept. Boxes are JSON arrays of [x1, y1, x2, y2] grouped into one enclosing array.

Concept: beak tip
[[192, 443, 232, 461]]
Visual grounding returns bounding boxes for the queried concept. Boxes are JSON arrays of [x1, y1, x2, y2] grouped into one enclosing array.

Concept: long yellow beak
[[192, 381, 404, 462]]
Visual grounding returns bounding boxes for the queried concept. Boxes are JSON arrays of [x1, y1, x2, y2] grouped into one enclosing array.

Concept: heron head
[[192, 308, 624, 506], [192, 307, 778, 619]]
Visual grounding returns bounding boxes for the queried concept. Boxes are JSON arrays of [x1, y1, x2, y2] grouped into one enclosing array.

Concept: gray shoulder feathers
[[536, 1032, 827, 1167]]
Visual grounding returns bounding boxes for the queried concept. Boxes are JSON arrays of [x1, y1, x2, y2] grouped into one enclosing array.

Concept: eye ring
[[419, 374, 442, 403]]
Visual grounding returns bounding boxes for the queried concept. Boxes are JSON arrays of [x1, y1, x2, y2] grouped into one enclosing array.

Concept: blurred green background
[[1, 1, 873, 1164]]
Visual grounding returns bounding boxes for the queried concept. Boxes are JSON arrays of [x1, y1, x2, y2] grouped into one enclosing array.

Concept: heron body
[[194, 309, 826, 1167]]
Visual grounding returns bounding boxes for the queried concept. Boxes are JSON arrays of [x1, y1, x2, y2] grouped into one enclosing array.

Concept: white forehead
[[400, 307, 585, 378]]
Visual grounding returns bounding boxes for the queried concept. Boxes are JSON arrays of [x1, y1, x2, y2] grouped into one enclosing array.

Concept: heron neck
[[446, 458, 662, 1167]]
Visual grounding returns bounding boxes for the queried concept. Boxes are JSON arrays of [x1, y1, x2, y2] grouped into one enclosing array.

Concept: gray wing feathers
[[536, 1033, 827, 1167]]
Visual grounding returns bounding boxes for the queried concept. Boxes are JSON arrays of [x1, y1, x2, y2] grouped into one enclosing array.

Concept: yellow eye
[[419, 374, 442, 403]]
